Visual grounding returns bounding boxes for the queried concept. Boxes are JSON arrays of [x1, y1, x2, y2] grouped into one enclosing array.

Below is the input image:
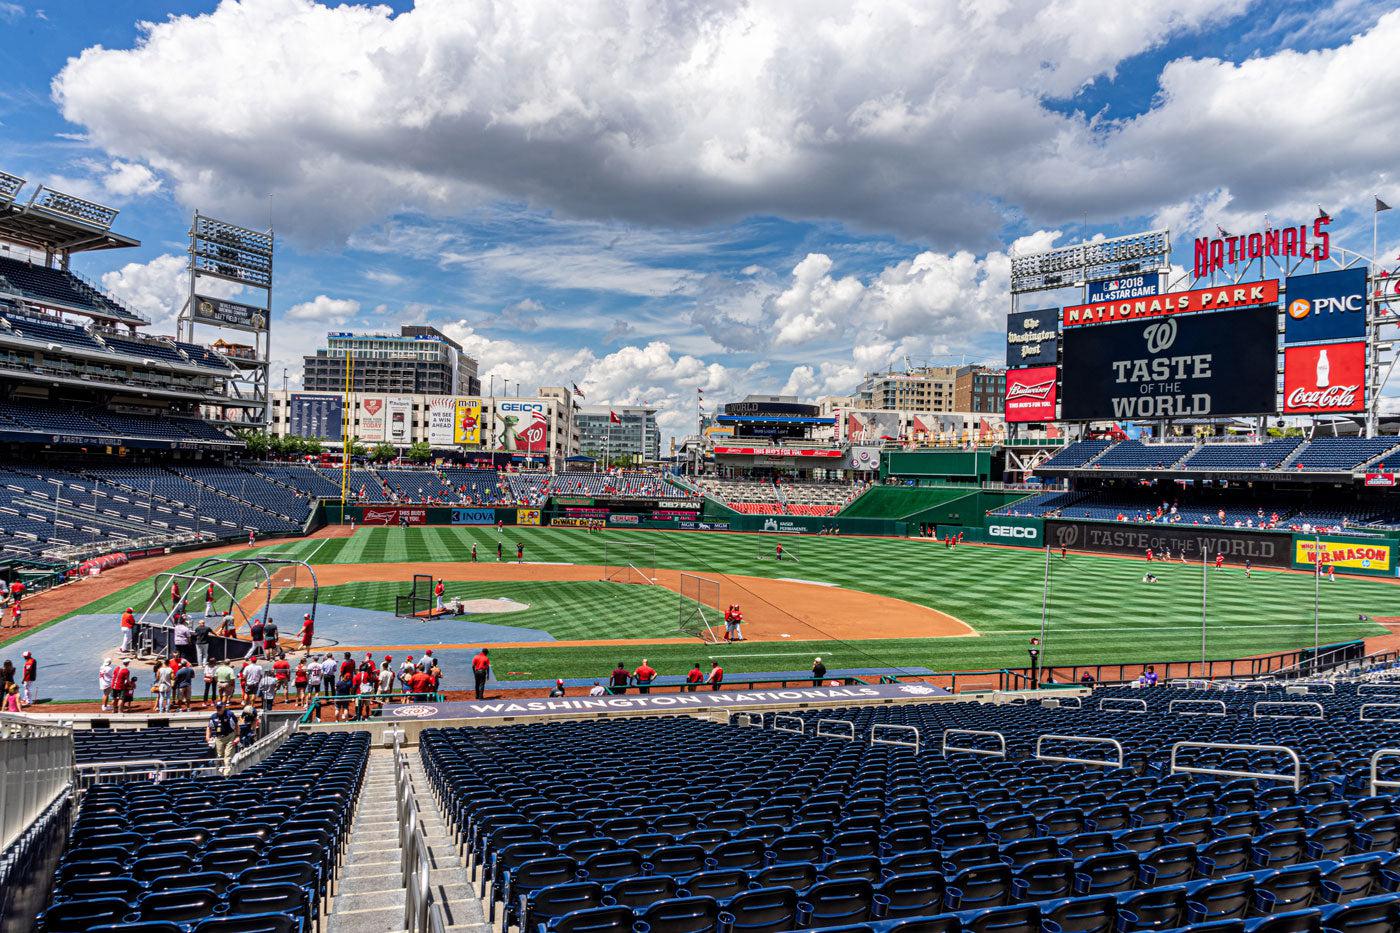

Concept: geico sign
[[500, 402, 545, 413], [988, 525, 1038, 539]]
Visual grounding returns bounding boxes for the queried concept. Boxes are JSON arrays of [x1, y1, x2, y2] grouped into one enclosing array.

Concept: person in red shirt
[[204, 583, 216, 617], [471, 648, 490, 700], [1145, 548, 1153, 562], [170, 580, 181, 603], [110, 659, 132, 713], [434, 580, 445, 611], [20, 651, 36, 705], [299, 614, 314, 650], [685, 663, 704, 692], [272, 655, 291, 700], [8, 579, 23, 600], [120, 607, 136, 653], [706, 661, 724, 692], [408, 668, 433, 700], [634, 659, 656, 694], [1214, 551, 1225, 571]]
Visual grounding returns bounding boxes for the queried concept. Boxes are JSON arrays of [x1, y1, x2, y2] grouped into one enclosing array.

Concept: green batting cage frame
[[601, 541, 657, 586], [395, 574, 435, 618], [678, 572, 723, 643]]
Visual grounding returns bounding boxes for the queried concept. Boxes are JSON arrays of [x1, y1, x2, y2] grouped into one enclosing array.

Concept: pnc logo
[[1288, 294, 1363, 320]]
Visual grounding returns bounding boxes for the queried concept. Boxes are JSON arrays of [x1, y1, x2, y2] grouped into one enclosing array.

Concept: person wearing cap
[[214, 658, 236, 704], [298, 613, 314, 651], [378, 657, 395, 700], [634, 659, 656, 695], [549, 679, 566, 698], [472, 648, 491, 700], [245, 617, 264, 659], [206, 700, 238, 771], [434, 579, 445, 611], [99, 658, 114, 712], [20, 650, 36, 705], [120, 607, 136, 653], [811, 657, 827, 687], [110, 659, 133, 713]]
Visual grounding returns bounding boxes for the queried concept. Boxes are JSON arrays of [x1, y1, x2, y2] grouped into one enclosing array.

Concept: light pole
[[1200, 548, 1208, 677], [1313, 532, 1322, 661], [1038, 544, 1050, 677]]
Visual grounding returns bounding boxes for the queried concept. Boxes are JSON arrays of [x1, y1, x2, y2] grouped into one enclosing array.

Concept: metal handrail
[[1035, 734, 1125, 768], [1098, 698, 1147, 713], [74, 756, 213, 788], [733, 713, 764, 727], [1254, 701, 1325, 720], [816, 719, 856, 741], [772, 714, 805, 735], [942, 729, 1006, 757], [1169, 699, 1228, 717], [228, 721, 294, 775], [1041, 696, 1083, 709], [1170, 741, 1302, 791], [1360, 704, 1400, 723], [1294, 681, 1337, 695], [871, 724, 919, 751], [1369, 749, 1400, 796]]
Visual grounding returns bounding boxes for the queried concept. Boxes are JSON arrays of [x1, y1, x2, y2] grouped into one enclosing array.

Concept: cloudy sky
[[2, 0, 1399, 441]]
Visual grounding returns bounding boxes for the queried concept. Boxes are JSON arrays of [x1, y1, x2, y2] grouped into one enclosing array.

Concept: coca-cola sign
[[1283, 342, 1366, 414]]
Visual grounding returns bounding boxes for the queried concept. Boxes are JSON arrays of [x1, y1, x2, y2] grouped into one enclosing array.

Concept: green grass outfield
[[51, 525, 1399, 680]]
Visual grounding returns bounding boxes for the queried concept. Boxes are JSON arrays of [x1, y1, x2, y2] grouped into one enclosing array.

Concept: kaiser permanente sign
[[1063, 280, 1279, 327]]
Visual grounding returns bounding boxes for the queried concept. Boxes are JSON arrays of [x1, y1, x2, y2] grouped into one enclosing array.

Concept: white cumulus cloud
[[285, 295, 360, 323]]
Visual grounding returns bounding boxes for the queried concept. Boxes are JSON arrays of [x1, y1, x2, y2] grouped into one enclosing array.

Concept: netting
[[394, 573, 436, 618], [602, 542, 657, 585], [678, 572, 723, 643]]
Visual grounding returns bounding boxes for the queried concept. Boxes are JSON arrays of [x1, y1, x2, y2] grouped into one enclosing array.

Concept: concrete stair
[[327, 747, 489, 933]]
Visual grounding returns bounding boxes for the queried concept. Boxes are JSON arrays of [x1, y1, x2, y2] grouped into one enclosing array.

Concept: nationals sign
[[1004, 366, 1057, 422], [1282, 341, 1366, 414], [1193, 217, 1331, 279], [1063, 280, 1278, 327]]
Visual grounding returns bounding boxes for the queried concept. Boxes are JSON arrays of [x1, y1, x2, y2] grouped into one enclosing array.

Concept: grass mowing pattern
[[55, 524, 1397, 680], [275, 580, 693, 641]]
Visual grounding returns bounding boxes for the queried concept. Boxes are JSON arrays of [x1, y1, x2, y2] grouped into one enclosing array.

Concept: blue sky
[[2, 0, 1399, 439]]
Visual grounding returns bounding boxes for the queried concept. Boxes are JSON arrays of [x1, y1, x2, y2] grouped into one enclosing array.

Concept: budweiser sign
[[1282, 342, 1366, 415], [712, 446, 841, 458], [1004, 365, 1057, 422], [1063, 280, 1279, 327], [361, 507, 427, 526], [1193, 217, 1331, 279]]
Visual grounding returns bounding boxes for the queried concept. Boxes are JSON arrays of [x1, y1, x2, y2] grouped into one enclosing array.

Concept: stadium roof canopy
[[0, 169, 139, 256]]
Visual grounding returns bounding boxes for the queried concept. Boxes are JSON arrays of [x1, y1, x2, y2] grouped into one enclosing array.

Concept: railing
[[1360, 704, 1400, 723], [772, 714, 805, 735], [299, 691, 446, 725], [1369, 749, 1400, 796], [815, 719, 855, 741], [1169, 699, 1227, 717], [73, 756, 219, 789], [1170, 742, 1302, 791], [1254, 701, 1325, 720], [1098, 698, 1147, 714], [395, 735, 433, 933], [228, 721, 294, 775], [1035, 734, 1124, 769], [0, 718, 73, 850], [942, 729, 1006, 757], [871, 724, 920, 751]]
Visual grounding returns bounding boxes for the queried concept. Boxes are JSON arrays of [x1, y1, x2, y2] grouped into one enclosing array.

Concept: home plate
[[778, 578, 836, 587], [781, 633, 790, 638]]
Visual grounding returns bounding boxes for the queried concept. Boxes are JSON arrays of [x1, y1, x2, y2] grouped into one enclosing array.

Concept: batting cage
[[601, 541, 657, 586], [395, 573, 436, 618], [678, 572, 723, 643]]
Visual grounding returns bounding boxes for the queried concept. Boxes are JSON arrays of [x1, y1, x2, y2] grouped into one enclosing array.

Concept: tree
[[302, 437, 325, 456], [268, 434, 298, 459], [406, 441, 432, 464], [370, 442, 397, 462], [350, 436, 368, 458], [239, 430, 271, 459]]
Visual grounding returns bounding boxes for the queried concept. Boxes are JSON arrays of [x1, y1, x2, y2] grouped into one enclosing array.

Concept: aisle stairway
[[328, 746, 489, 933]]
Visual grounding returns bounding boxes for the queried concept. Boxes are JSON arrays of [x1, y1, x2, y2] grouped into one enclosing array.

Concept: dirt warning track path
[[301, 561, 974, 643]]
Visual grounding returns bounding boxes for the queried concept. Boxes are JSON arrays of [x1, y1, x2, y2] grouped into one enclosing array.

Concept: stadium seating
[[38, 731, 368, 932], [1036, 440, 1113, 469], [1183, 439, 1305, 471], [0, 254, 141, 322], [91, 330, 189, 366], [73, 727, 215, 766], [423, 700, 1400, 933], [694, 477, 861, 516], [1289, 438, 1400, 473], [0, 311, 105, 352], [1091, 441, 1195, 470], [991, 491, 1084, 517]]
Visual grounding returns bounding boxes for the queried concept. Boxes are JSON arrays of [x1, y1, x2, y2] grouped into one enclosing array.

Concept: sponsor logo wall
[[1006, 309, 1060, 367], [358, 397, 385, 439], [1046, 519, 1292, 567], [450, 508, 496, 525], [497, 401, 548, 453], [1294, 538, 1393, 574], [1060, 306, 1278, 420], [288, 393, 343, 440], [427, 397, 457, 446], [1004, 366, 1058, 422], [1063, 280, 1278, 327], [1282, 342, 1366, 414], [1087, 275, 1159, 303], [1284, 268, 1368, 344], [361, 507, 427, 526], [453, 399, 482, 445], [385, 396, 412, 444]]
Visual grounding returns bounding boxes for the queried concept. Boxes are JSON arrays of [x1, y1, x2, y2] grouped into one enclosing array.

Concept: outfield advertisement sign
[[358, 397, 386, 439], [1005, 366, 1058, 422], [1044, 519, 1292, 567], [1285, 268, 1367, 344], [984, 515, 1043, 546], [385, 396, 412, 444], [1293, 536, 1394, 576], [1063, 280, 1278, 328], [361, 507, 428, 526], [1283, 342, 1366, 414], [383, 683, 950, 721], [516, 509, 541, 526], [453, 399, 482, 446], [1060, 306, 1278, 420], [427, 397, 456, 446], [1365, 473, 1396, 487], [550, 517, 593, 528], [1006, 309, 1059, 367], [1087, 275, 1159, 303], [451, 508, 496, 525], [608, 514, 640, 525]]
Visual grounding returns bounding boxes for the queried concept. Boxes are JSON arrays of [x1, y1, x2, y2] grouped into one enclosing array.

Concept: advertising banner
[[843, 411, 901, 445], [496, 401, 549, 453], [550, 517, 593, 528], [288, 393, 343, 441], [1060, 305, 1278, 421], [516, 509, 541, 526], [427, 397, 456, 446], [191, 294, 268, 332], [360, 506, 427, 526], [1282, 342, 1366, 414], [450, 508, 496, 525], [1044, 519, 1292, 567], [1063, 280, 1278, 328], [1087, 275, 1160, 303], [1294, 537, 1393, 574], [1004, 366, 1058, 422], [385, 396, 412, 444], [609, 514, 640, 525], [1284, 268, 1367, 344], [983, 515, 1043, 546], [1006, 309, 1060, 367], [358, 397, 385, 440], [714, 446, 842, 458], [453, 399, 482, 446], [1365, 473, 1397, 487]]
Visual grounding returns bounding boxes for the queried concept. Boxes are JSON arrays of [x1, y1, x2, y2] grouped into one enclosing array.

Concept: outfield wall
[[1290, 533, 1398, 578], [1044, 518, 1294, 568]]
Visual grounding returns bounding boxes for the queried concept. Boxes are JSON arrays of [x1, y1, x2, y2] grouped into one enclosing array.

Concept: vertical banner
[[427, 397, 457, 446], [385, 396, 412, 444], [1004, 366, 1058, 422], [496, 401, 549, 453], [453, 398, 482, 445], [358, 397, 385, 440]]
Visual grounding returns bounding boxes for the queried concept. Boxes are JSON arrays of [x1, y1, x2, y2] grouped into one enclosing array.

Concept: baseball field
[[37, 524, 1399, 686]]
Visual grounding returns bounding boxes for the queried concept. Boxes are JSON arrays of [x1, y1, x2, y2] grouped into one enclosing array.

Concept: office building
[[577, 406, 661, 463], [301, 326, 480, 396]]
